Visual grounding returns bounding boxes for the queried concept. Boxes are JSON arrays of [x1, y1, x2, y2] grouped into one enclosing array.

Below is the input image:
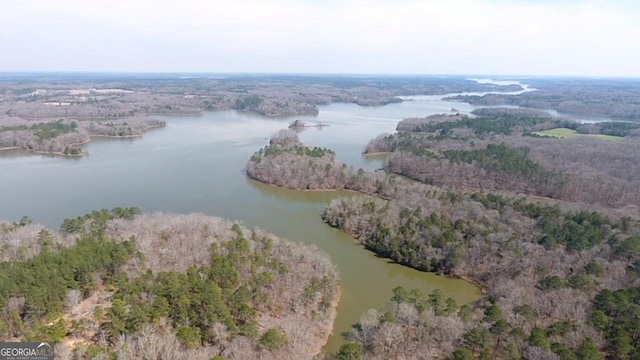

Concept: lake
[[0, 89, 516, 352]]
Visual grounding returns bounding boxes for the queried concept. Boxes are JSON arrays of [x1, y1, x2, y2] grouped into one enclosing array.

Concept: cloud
[[1, 0, 639, 76]]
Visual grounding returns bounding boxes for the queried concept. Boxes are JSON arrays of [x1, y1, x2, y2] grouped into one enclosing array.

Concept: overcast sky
[[1, 0, 639, 76]]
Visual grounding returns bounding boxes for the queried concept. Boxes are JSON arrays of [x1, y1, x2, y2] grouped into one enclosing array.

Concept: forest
[[0, 74, 518, 121], [0, 208, 339, 359], [444, 78, 640, 121], [5, 75, 638, 157], [0, 75, 526, 157], [364, 112, 640, 207], [4, 74, 640, 359], [246, 115, 640, 359], [0, 117, 165, 156]]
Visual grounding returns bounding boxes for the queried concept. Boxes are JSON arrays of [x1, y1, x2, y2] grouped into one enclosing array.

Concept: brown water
[[0, 100, 483, 352]]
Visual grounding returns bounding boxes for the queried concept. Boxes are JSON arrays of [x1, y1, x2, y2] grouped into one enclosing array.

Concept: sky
[[1, 0, 639, 76]]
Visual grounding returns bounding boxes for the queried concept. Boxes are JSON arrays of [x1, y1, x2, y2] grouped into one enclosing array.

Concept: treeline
[[396, 113, 553, 137], [572, 121, 640, 137], [60, 206, 141, 235], [470, 107, 554, 119], [0, 118, 165, 156], [392, 111, 640, 141], [0, 209, 339, 359], [1, 75, 524, 119]]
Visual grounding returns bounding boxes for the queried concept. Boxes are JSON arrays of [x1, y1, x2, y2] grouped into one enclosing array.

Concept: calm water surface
[[1, 95, 495, 352]]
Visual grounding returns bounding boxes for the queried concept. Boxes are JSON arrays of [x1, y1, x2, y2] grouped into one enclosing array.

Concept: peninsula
[[247, 110, 640, 359], [0, 209, 339, 359]]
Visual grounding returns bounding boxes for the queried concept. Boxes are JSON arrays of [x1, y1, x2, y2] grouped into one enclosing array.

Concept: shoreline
[[459, 275, 487, 295], [0, 124, 165, 157], [0, 145, 86, 157], [0, 146, 21, 152], [313, 284, 342, 357], [246, 175, 482, 294], [246, 173, 394, 202], [90, 134, 142, 139], [362, 151, 392, 157], [247, 175, 365, 195]]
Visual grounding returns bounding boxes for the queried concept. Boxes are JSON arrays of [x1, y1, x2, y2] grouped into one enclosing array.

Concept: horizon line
[[0, 71, 639, 80]]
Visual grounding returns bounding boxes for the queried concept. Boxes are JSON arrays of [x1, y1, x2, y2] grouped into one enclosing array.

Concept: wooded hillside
[[366, 113, 640, 207], [0, 118, 165, 155], [246, 125, 640, 359], [445, 78, 640, 121], [0, 208, 339, 359]]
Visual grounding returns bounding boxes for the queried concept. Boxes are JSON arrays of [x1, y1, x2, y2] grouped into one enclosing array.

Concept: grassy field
[[533, 128, 622, 141]]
